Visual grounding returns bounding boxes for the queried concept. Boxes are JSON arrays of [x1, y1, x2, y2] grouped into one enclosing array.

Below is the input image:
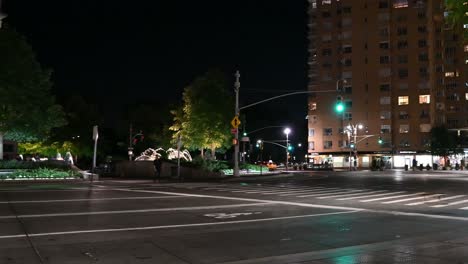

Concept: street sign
[[231, 128, 238, 134], [231, 115, 241, 128], [241, 136, 250, 142]]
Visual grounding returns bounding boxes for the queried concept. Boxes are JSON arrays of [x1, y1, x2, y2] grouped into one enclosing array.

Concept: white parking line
[[381, 194, 442, 204], [297, 190, 365, 198], [0, 196, 183, 204], [432, 199, 468, 208], [406, 195, 466, 206], [317, 190, 387, 199], [0, 210, 359, 239], [337, 191, 406, 201], [360, 192, 427, 202], [0, 203, 272, 219]]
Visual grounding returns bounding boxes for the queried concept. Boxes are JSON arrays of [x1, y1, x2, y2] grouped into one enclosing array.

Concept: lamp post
[[284, 128, 291, 170], [345, 123, 363, 170]]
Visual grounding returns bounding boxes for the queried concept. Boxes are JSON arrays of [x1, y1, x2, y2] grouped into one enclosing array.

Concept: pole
[[128, 123, 133, 161], [285, 133, 289, 171], [234, 71, 240, 177], [177, 135, 181, 180], [92, 125, 99, 181]]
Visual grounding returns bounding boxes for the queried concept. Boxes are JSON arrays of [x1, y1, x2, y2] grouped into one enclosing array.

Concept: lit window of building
[[309, 141, 315, 150], [398, 96, 409, 105], [380, 111, 391, 119], [309, 102, 317, 110], [466, 93, 468, 100], [381, 125, 391, 134], [308, 129, 315, 137], [419, 95, 430, 104], [399, 124, 409, 133], [420, 124, 431, 133], [465, 45, 468, 52], [323, 141, 333, 149], [445, 72, 455, 77], [393, 0, 408, 8]]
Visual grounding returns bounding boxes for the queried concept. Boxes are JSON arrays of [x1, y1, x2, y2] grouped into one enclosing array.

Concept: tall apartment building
[[306, 0, 468, 168]]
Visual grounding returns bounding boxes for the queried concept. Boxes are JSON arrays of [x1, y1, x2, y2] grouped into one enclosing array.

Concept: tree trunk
[[200, 148, 204, 159], [210, 145, 216, 160], [0, 132, 3, 160]]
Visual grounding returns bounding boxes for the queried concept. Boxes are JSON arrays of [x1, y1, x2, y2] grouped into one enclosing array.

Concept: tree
[[170, 70, 234, 159], [431, 126, 463, 164], [445, 0, 468, 40], [0, 27, 66, 159]]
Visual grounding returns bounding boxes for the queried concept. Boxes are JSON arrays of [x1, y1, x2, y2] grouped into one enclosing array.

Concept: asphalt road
[[2, 169, 468, 263]]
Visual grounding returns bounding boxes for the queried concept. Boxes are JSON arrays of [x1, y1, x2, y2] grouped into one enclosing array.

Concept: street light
[[284, 128, 291, 170], [345, 123, 363, 171]]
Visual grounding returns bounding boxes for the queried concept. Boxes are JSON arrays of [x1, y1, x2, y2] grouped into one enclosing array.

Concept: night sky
[[4, 0, 309, 158]]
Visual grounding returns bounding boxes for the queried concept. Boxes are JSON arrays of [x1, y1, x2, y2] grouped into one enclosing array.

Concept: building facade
[[307, 0, 467, 168]]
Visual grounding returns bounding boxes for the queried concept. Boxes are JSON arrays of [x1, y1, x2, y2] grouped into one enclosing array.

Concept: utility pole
[[0, 0, 7, 29], [234, 71, 240, 177], [128, 123, 133, 161]]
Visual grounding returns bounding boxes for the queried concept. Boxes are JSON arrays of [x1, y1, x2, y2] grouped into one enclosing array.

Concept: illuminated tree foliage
[[431, 126, 463, 164], [0, 27, 66, 159], [170, 70, 234, 159], [445, 0, 468, 40]]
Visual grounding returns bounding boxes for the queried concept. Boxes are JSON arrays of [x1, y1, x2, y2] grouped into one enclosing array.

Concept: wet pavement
[[1, 170, 468, 263]]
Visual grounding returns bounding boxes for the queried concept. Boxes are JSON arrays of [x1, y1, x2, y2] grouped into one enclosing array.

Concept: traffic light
[[378, 137, 383, 144], [132, 131, 144, 145], [349, 143, 355, 148], [335, 96, 345, 113], [287, 145, 293, 151], [243, 132, 247, 136]]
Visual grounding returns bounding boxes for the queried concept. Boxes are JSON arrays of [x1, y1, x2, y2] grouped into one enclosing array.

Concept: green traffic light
[[335, 103, 344, 113], [243, 132, 247, 136], [378, 138, 383, 144], [287, 145, 293, 151]]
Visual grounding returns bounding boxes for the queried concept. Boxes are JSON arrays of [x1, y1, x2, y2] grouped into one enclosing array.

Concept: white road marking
[[0, 196, 183, 204], [278, 188, 344, 196], [337, 191, 406, 201], [381, 194, 442, 204], [360, 192, 427, 202], [95, 188, 468, 223], [0, 203, 272, 219], [260, 188, 336, 195], [297, 189, 365, 198], [0, 210, 359, 239], [406, 195, 466, 206], [113, 188, 365, 211], [317, 190, 387, 199], [204, 212, 262, 219], [432, 199, 468, 208]]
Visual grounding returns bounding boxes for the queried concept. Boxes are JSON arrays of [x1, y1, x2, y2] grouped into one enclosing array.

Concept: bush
[[0, 167, 80, 180], [0, 160, 71, 170], [192, 157, 230, 172]]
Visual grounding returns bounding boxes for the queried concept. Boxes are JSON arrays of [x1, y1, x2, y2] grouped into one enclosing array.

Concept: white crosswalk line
[[432, 199, 468, 208], [360, 192, 427, 202], [337, 191, 406, 201], [260, 187, 330, 195], [317, 190, 387, 199], [406, 195, 466, 206], [382, 194, 442, 204], [279, 188, 343, 196], [298, 189, 365, 198]]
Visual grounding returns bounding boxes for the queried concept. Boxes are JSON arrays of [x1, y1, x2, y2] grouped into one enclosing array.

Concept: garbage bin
[[404, 164, 408, 171]]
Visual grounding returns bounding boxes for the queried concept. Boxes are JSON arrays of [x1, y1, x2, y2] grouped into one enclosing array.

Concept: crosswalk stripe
[[298, 189, 365, 198], [406, 195, 466, 206], [245, 187, 326, 194], [432, 199, 468, 208], [260, 187, 331, 195], [337, 191, 406, 200], [279, 188, 344, 196], [317, 190, 387, 199], [382, 194, 442, 204], [360, 192, 427, 202]]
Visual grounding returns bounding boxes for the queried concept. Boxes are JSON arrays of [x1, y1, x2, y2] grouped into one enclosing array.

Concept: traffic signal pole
[[233, 71, 240, 177]]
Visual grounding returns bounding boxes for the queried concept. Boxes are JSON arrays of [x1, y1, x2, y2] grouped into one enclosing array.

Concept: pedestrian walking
[[153, 157, 162, 183]]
